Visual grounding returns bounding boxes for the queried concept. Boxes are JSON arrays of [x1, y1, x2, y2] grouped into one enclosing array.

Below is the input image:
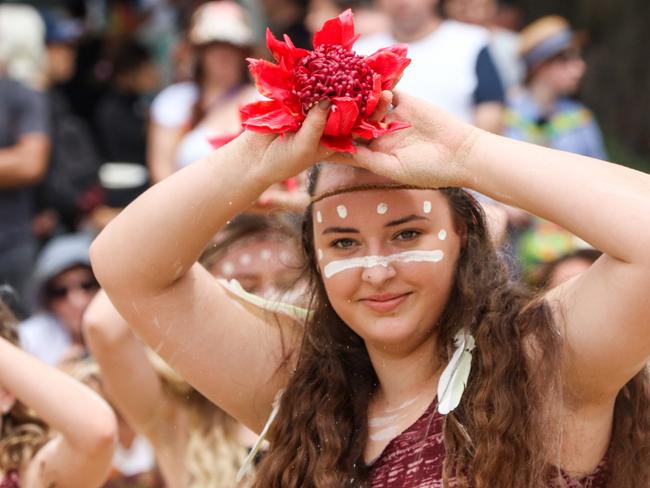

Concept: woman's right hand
[[232, 100, 334, 185], [330, 91, 481, 189]]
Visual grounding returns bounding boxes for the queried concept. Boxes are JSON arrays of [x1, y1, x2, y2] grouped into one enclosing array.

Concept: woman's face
[[47, 266, 100, 340], [535, 48, 586, 96], [200, 42, 246, 86], [312, 167, 462, 353], [210, 236, 303, 300]]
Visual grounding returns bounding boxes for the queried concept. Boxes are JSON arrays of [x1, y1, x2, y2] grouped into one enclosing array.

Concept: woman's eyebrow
[[385, 214, 429, 227], [322, 226, 359, 235]]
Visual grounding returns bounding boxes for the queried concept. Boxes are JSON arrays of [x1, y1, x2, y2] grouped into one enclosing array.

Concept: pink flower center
[[293, 45, 375, 113]]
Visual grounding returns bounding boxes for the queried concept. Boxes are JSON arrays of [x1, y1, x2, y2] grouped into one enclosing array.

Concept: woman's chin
[[355, 316, 425, 351]]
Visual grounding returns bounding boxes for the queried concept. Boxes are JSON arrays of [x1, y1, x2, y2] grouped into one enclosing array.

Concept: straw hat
[[519, 16, 575, 69], [188, 1, 255, 48]]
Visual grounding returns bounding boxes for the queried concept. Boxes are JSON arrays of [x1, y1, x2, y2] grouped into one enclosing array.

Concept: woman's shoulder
[[151, 81, 200, 128]]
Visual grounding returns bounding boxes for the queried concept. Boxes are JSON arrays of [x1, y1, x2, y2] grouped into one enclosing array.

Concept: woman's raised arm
[[0, 337, 116, 487], [337, 91, 650, 406], [91, 103, 331, 431]]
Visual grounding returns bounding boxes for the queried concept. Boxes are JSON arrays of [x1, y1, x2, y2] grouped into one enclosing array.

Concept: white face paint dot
[[438, 229, 447, 241], [221, 262, 235, 276], [336, 205, 348, 219], [260, 249, 272, 261], [316, 211, 323, 223], [239, 254, 252, 266], [377, 202, 388, 215], [318, 249, 324, 261], [423, 200, 432, 214]]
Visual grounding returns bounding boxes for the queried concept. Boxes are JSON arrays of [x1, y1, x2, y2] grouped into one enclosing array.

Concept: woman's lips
[[360, 293, 411, 313]]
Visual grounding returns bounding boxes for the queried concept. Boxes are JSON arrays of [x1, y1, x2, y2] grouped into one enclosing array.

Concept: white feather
[[236, 390, 284, 482], [437, 331, 476, 415]]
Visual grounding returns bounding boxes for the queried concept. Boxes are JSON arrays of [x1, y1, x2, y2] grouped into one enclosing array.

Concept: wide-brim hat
[[519, 16, 576, 70], [188, 1, 255, 48]]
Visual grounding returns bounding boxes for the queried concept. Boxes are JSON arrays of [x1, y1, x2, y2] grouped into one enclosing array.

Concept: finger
[[294, 100, 331, 149], [327, 145, 398, 175], [368, 90, 394, 122]]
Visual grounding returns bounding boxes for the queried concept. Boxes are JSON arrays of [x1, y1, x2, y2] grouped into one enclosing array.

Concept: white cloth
[[150, 81, 198, 129], [488, 28, 524, 91], [150, 81, 215, 169], [355, 21, 489, 122], [113, 434, 156, 477], [18, 313, 72, 365], [175, 125, 215, 169]]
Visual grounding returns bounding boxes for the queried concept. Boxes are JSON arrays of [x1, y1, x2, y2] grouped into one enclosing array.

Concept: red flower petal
[[208, 131, 242, 149], [365, 45, 411, 90], [266, 28, 309, 70], [248, 58, 295, 100], [313, 9, 359, 50], [364, 74, 383, 116], [324, 97, 359, 137], [321, 134, 356, 153], [241, 100, 302, 133], [352, 119, 411, 140]]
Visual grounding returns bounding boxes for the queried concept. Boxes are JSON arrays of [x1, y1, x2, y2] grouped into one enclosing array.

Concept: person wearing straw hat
[[504, 15, 607, 159], [148, 1, 259, 182]]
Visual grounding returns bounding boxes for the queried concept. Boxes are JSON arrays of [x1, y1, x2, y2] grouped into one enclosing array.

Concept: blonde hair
[[0, 300, 50, 472], [70, 351, 247, 487], [146, 352, 248, 487]]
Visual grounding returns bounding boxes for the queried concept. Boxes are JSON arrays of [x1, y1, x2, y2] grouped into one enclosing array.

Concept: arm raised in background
[[92, 103, 332, 432], [83, 290, 187, 487], [0, 337, 116, 487]]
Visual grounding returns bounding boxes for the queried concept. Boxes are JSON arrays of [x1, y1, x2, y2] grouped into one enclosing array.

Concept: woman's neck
[[366, 333, 442, 409], [528, 80, 559, 116], [201, 80, 242, 107]]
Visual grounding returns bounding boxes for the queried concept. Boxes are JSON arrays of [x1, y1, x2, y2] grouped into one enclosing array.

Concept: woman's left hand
[[328, 91, 479, 189]]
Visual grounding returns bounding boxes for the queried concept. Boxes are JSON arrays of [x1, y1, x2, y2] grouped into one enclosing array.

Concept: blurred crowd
[[0, 0, 618, 485]]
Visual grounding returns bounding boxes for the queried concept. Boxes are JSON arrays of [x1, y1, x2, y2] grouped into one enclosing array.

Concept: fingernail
[[318, 99, 331, 110]]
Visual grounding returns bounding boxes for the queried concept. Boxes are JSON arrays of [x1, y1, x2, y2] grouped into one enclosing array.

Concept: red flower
[[241, 9, 411, 153]]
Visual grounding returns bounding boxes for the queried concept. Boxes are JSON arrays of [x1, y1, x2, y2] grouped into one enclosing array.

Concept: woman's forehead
[[313, 164, 394, 194], [312, 188, 447, 223]]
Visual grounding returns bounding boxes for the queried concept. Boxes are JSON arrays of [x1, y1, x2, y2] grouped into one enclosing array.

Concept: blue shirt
[[504, 90, 607, 160]]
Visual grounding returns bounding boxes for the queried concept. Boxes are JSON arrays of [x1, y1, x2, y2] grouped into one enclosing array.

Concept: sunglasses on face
[[46, 279, 99, 300]]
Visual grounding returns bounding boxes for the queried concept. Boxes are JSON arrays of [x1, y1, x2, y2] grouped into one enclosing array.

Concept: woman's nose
[[361, 262, 397, 286]]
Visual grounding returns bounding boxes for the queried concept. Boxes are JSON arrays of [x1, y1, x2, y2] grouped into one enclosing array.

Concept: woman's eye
[[331, 238, 358, 249], [395, 229, 421, 241]]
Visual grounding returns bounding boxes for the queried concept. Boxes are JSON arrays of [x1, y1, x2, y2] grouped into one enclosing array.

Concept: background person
[[0, 298, 116, 487], [354, 0, 505, 133], [504, 15, 607, 159], [19, 233, 99, 365], [147, 0, 259, 182], [83, 214, 305, 487], [442, 0, 523, 91]]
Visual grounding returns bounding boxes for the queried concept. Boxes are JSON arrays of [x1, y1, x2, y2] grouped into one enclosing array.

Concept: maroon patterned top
[[0, 471, 20, 488], [368, 400, 610, 487]]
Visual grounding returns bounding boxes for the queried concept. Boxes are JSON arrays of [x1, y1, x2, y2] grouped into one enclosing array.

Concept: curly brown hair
[[0, 300, 50, 473], [251, 165, 650, 487]]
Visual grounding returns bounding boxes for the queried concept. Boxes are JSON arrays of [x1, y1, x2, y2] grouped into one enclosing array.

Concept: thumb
[[295, 100, 331, 147]]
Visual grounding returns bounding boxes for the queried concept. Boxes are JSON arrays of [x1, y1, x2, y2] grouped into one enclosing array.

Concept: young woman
[[91, 91, 650, 487], [84, 215, 305, 487], [0, 299, 116, 487]]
